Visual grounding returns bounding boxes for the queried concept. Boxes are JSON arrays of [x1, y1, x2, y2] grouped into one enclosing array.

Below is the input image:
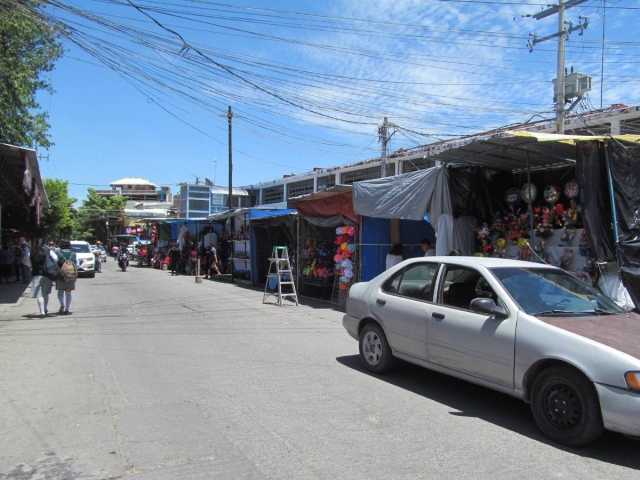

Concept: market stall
[[353, 131, 640, 308], [208, 208, 295, 283], [288, 186, 359, 305], [249, 209, 297, 285]]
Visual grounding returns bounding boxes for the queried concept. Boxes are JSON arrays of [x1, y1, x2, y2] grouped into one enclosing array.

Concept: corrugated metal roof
[[286, 184, 353, 208], [418, 131, 640, 171]]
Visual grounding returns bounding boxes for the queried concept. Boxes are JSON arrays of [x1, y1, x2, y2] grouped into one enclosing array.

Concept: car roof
[[403, 256, 559, 270], [70, 241, 90, 245]]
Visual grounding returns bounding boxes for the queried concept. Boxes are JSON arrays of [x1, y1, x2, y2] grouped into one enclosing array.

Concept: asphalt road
[[0, 259, 638, 479]]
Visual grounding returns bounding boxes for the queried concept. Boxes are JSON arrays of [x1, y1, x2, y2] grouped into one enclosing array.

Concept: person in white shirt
[[421, 238, 435, 257], [20, 241, 31, 284], [385, 243, 404, 270]]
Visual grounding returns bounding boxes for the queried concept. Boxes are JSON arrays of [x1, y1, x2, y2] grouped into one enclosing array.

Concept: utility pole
[[222, 106, 239, 210], [220, 106, 239, 283], [524, 0, 588, 134], [378, 117, 396, 177]]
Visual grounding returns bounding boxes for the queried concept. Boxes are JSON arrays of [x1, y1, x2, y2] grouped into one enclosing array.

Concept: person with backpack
[[55, 239, 78, 315], [29, 241, 59, 318]]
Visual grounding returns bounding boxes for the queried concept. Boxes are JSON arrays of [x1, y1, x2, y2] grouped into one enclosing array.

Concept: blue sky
[[36, 0, 640, 204]]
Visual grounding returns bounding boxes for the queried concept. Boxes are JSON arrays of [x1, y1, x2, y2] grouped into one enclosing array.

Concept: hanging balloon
[[543, 184, 560, 204], [564, 180, 579, 199], [504, 187, 521, 205], [520, 183, 537, 204]]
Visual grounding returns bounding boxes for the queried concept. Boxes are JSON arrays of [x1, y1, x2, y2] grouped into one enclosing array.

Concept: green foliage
[[0, 0, 64, 148], [73, 189, 126, 243], [40, 178, 75, 240]]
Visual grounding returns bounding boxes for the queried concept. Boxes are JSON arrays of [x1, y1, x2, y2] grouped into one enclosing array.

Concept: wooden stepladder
[[263, 246, 299, 307]]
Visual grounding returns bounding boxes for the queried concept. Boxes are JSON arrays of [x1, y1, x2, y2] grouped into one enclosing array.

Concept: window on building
[[287, 179, 314, 199], [341, 165, 391, 184], [188, 191, 210, 199], [188, 199, 209, 212], [263, 185, 284, 204], [317, 175, 335, 190], [402, 158, 435, 173]]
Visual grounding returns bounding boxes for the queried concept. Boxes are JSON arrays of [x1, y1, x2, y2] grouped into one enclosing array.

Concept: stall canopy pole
[[604, 141, 622, 263], [526, 152, 536, 251]]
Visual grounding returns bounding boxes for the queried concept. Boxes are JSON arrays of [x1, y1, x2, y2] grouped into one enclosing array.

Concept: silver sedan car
[[343, 257, 640, 447]]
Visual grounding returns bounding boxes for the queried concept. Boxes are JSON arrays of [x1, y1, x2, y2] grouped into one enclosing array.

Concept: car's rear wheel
[[530, 366, 603, 447], [359, 323, 396, 374]]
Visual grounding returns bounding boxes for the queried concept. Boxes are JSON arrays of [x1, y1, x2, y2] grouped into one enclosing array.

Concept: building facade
[[178, 184, 251, 219]]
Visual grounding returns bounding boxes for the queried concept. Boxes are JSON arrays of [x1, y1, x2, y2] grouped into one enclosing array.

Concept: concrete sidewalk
[[0, 281, 30, 317]]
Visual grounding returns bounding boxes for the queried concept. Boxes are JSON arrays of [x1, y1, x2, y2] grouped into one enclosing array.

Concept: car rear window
[[71, 244, 91, 254]]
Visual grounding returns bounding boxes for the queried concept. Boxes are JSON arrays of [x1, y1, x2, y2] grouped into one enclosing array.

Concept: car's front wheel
[[530, 366, 604, 447], [359, 323, 396, 374]]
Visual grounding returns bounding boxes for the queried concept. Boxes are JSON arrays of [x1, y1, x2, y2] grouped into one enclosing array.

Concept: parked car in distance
[[343, 256, 640, 447], [71, 241, 95, 278]]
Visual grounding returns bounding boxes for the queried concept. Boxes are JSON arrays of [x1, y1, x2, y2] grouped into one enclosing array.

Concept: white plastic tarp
[[353, 166, 450, 222]]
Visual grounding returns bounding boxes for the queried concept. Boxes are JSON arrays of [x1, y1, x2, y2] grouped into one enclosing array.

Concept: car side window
[[440, 265, 499, 311], [382, 263, 439, 302]]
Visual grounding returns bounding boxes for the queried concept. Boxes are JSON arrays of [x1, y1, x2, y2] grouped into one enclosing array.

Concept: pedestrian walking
[[189, 245, 198, 275], [94, 241, 102, 273], [12, 244, 22, 282], [20, 241, 31, 284], [209, 243, 222, 277], [169, 243, 181, 276], [56, 239, 78, 315], [29, 242, 56, 318]]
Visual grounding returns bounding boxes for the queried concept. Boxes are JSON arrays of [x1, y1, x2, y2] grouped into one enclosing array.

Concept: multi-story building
[[95, 177, 164, 202], [177, 183, 251, 219], [249, 104, 640, 206]]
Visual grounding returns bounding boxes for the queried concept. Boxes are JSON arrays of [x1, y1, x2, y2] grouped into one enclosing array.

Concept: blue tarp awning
[[248, 209, 296, 220]]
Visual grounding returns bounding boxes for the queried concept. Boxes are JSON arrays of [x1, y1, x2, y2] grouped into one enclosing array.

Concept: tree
[[0, 0, 64, 148], [73, 189, 126, 243], [40, 178, 75, 240]]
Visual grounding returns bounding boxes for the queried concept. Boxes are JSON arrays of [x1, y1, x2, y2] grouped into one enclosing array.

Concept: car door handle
[[376, 299, 386, 306], [432, 312, 445, 320]]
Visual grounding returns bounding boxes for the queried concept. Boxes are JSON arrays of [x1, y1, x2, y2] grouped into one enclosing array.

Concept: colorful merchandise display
[[475, 178, 593, 284], [333, 226, 357, 290]]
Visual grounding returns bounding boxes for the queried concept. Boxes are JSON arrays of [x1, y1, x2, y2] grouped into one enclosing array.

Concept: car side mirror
[[470, 298, 508, 319]]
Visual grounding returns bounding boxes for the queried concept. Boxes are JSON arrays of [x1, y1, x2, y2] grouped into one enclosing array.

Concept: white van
[[70, 241, 95, 278]]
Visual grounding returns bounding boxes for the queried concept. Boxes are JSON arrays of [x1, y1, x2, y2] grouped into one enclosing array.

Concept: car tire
[[359, 323, 396, 374], [530, 366, 604, 447], [87, 272, 96, 278]]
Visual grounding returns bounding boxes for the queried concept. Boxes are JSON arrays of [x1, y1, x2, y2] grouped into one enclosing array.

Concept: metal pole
[[526, 152, 536, 252], [227, 106, 233, 210], [227, 106, 234, 283], [604, 141, 621, 263], [555, 0, 566, 134]]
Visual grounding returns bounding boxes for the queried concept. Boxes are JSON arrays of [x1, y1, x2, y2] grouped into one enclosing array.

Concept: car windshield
[[490, 267, 624, 316], [71, 244, 91, 254]]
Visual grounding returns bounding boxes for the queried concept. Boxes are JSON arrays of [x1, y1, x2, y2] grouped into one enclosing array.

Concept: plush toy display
[[334, 226, 357, 289]]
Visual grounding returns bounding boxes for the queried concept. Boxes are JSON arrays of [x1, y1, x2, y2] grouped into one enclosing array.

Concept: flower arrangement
[[534, 206, 555, 238], [334, 226, 356, 290]]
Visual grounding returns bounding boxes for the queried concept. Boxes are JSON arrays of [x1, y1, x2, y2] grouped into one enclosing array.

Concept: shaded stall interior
[[250, 211, 297, 285]]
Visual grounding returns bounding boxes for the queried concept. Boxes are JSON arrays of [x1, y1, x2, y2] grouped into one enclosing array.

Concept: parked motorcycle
[[117, 252, 129, 272]]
